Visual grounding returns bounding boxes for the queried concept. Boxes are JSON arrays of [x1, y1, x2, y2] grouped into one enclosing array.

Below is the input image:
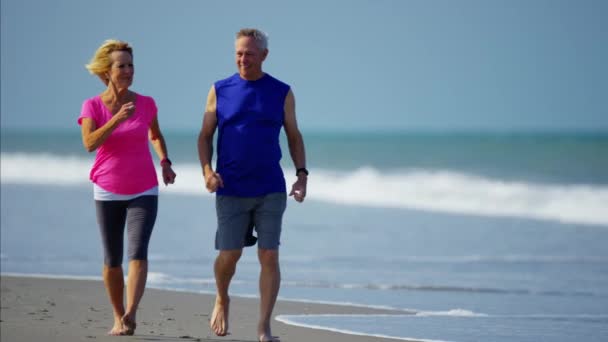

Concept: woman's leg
[[122, 195, 158, 335], [96, 200, 128, 335], [102, 265, 125, 335]]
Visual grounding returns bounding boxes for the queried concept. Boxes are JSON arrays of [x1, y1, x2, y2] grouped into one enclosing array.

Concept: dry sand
[[1, 275, 411, 342]]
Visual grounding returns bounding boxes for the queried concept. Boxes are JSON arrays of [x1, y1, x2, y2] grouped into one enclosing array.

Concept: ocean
[[2, 129, 608, 342]]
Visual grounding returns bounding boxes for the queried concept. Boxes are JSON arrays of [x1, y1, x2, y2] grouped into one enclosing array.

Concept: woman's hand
[[114, 102, 136, 123], [162, 164, 176, 186]]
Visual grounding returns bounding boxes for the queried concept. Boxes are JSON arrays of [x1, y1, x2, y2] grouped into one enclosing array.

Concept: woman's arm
[[80, 102, 134, 152], [149, 116, 176, 185]]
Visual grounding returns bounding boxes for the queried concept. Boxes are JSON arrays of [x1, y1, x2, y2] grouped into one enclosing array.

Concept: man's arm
[[197, 85, 223, 192], [283, 89, 307, 202]]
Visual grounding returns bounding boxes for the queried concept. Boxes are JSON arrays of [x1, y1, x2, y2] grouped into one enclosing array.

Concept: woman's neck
[[102, 83, 131, 103]]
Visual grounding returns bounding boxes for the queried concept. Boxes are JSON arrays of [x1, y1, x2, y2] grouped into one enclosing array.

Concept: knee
[[105, 255, 123, 268], [128, 259, 148, 269], [128, 247, 148, 262], [258, 249, 279, 268], [218, 250, 242, 266], [103, 264, 123, 278]]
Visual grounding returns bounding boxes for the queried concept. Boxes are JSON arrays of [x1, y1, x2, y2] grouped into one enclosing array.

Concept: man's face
[[235, 36, 267, 79]]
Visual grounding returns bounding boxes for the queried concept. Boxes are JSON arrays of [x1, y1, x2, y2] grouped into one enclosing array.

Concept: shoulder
[[81, 95, 102, 114], [134, 93, 155, 105], [79, 95, 102, 124], [264, 74, 290, 94], [82, 95, 101, 107], [264, 73, 290, 97], [135, 93, 157, 109], [264, 73, 290, 89], [214, 73, 240, 90], [134, 93, 158, 117]]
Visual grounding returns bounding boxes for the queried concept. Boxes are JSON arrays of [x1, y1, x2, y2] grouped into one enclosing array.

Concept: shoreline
[[1, 275, 412, 342]]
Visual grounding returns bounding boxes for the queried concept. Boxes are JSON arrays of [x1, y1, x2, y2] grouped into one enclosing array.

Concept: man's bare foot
[[121, 313, 136, 336], [107, 318, 124, 336], [210, 296, 230, 336], [258, 333, 280, 342], [258, 333, 279, 342], [258, 322, 279, 342]]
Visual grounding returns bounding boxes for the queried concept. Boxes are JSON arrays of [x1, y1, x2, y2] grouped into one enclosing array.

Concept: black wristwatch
[[296, 167, 309, 176], [160, 158, 172, 167]]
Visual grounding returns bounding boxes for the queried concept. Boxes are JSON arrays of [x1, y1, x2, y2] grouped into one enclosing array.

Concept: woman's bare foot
[[107, 317, 124, 336], [121, 313, 136, 336], [210, 296, 230, 336]]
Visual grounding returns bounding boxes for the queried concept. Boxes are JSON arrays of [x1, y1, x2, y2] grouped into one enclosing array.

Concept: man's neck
[[239, 71, 265, 81]]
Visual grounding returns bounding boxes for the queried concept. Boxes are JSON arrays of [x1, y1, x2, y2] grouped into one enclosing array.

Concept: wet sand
[[1, 275, 411, 342]]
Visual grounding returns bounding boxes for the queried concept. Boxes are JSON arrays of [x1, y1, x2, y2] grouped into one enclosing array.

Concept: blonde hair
[[85, 39, 133, 84], [236, 28, 268, 50]]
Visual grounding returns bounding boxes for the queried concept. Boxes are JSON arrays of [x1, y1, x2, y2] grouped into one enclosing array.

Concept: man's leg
[[211, 249, 242, 336], [257, 248, 280, 342], [253, 193, 286, 342]]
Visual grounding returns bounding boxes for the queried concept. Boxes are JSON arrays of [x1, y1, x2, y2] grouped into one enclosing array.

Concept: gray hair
[[236, 28, 268, 50]]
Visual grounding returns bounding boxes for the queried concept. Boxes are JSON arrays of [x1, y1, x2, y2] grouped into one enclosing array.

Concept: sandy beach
[[1, 275, 409, 342]]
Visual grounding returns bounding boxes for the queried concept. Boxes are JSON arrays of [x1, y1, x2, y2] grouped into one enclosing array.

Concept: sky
[[1, 0, 607, 132]]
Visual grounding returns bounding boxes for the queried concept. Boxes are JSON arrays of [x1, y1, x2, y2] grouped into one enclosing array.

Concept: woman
[[78, 39, 176, 336]]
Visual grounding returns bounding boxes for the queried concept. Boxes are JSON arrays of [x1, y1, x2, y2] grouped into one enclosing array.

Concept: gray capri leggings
[[95, 195, 158, 267]]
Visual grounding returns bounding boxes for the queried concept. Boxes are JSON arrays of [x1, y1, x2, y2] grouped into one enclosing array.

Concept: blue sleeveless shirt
[[215, 73, 290, 197]]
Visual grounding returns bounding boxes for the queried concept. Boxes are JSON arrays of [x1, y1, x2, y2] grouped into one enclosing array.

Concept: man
[[197, 28, 308, 342]]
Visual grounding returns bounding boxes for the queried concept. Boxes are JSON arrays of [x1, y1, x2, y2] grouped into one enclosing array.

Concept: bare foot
[[121, 313, 136, 336], [259, 333, 280, 342], [210, 297, 230, 336], [107, 318, 124, 336], [258, 322, 279, 342], [259, 333, 279, 342]]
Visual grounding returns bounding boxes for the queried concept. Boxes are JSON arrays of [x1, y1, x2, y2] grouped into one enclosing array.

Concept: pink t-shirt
[[78, 94, 159, 195]]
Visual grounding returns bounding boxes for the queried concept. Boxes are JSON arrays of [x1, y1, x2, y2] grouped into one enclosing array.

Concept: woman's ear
[[97, 73, 109, 86]]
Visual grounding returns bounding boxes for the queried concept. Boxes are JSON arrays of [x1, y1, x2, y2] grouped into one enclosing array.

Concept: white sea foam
[[275, 314, 454, 342], [275, 311, 608, 342], [286, 309, 488, 318], [146, 271, 245, 286], [276, 296, 414, 312], [0, 153, 92, 185], [2, 152, 608, 226], [0, 272, 102, 281], [309, 167, 608, 226], [415, 309, 488, 317]]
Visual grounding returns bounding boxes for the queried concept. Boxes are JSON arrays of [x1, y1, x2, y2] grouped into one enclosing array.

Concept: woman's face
[[106, 50, 134, 89]]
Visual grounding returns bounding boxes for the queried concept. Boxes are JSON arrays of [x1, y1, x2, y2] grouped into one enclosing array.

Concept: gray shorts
[[215, 192, 287, 250]]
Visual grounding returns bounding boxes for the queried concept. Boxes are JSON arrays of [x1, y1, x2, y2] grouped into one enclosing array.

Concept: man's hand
[[205, 171, 224, 193], [289, 176, 307, 202]]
